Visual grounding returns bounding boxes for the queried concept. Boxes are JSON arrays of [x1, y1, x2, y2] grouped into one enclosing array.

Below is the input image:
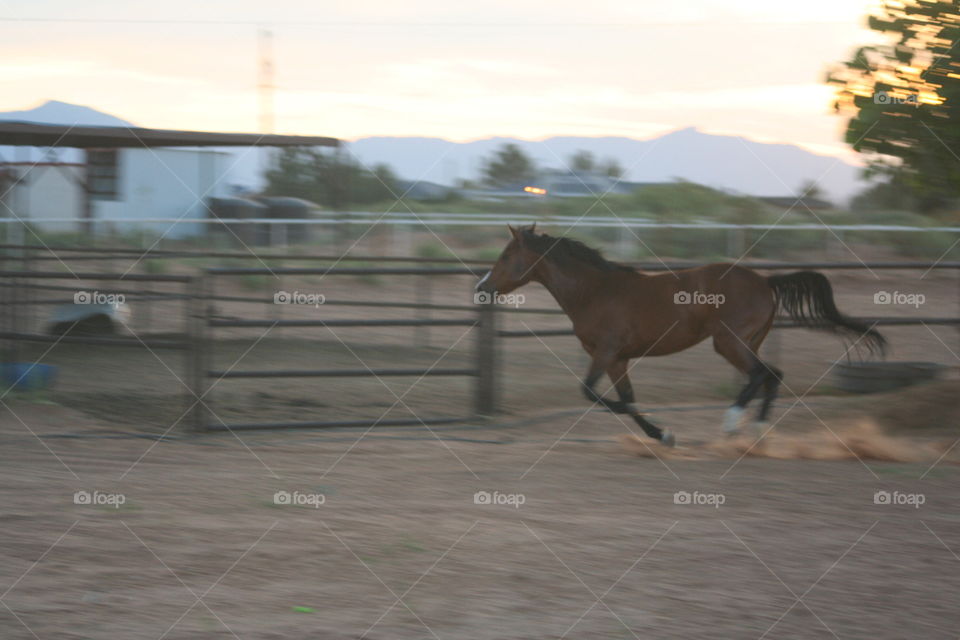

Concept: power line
[[0, 17, 852, 27]]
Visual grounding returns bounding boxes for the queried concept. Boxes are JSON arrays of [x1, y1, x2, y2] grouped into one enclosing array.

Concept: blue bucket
[[1, 363, 58, 392]]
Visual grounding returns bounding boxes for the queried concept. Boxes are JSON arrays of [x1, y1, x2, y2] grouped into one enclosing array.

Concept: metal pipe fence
[[3, 215, 960, 232], [1, 250, 958, 431], [195, 265, 493, 431]]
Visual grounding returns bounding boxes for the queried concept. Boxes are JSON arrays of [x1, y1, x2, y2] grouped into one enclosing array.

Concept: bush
[[415, 242, 456, 260], [841, 210, 957, 259]]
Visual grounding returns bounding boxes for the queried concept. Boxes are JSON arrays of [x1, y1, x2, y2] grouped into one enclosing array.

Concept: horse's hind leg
[[606, 359, 673, 447], [713, 331, 774, 436], [757, 365, 783, 422], [749, 315, 782, 426]]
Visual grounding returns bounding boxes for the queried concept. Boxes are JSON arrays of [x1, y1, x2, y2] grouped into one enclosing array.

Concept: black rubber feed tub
[[833, 361, 948, 394]]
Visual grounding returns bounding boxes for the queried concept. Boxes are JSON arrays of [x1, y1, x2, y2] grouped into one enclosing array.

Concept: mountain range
[[346, 132, 866, 201], [1, 100, 867, 202]]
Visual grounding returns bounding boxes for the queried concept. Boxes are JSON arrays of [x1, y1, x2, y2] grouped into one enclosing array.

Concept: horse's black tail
[[767, 271, 886, 357]]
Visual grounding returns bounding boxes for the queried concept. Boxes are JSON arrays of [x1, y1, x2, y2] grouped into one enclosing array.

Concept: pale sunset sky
[[1, 0, 885, 159]]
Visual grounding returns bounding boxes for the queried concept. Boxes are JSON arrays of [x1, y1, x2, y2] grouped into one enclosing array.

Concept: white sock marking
[[722, 406, 745, 434], [475, 271, 491, 291]]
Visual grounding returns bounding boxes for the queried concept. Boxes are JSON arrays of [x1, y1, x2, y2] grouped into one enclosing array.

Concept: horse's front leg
[[606, 359, 675, 447]]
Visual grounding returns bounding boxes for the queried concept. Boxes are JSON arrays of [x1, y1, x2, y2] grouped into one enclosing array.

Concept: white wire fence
[[2, 212, 959, 263]]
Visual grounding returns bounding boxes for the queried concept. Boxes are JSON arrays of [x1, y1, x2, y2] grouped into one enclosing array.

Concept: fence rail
[[196, 264, 495, 431], [0, 270, 193, 282], [497, 317, 960, 339], [209, 318, 476, 328], [4, 215, 960, 233], [211, 367, 477, 379], [0, 331, 190, 349], [3, 243, 959, 271], [204, 416, 473, 432]]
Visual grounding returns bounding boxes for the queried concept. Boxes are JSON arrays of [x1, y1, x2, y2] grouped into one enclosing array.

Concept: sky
[[0, 0, 885, 159]]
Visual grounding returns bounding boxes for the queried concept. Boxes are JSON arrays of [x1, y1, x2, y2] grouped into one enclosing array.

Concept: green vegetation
[[142, 259, 166, 275], [6, 159, 957, 264], [415, 241, 456, 260], [264, 147, 399, 208], [829, 0, 960, 215], [482, 143, 536, 186], [470, 247, 505, 262]]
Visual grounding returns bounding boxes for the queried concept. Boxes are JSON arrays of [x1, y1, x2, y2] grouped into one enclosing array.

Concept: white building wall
[[94, 148, 232, 238], [1, 164, 85, 234]]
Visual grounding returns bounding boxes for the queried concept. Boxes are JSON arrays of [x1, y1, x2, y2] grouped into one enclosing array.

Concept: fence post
[[617, 225, 631, 261], [415, 273, 433, 348], [186, 274, 210, 431], [726, 227, 745, 259], [475, 301, 498, 417]]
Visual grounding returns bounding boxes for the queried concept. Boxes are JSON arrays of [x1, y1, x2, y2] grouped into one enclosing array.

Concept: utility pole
[[258, 28, 275, 134]]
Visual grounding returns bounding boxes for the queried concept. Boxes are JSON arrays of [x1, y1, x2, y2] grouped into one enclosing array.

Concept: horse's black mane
[[520, 228, 634, 272]]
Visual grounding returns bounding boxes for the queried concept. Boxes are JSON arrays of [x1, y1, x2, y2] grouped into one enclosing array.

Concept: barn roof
[[0, 121, 339, 149]]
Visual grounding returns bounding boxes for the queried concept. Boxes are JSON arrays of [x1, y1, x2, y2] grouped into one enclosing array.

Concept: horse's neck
[[535, 262, 606, 318]]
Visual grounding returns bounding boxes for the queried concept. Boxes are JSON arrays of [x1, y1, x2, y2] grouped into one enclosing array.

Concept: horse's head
[[475, 224, 541, 295]]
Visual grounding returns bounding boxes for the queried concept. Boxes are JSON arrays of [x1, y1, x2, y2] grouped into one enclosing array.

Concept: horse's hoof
[[660, 430, 676, 448], [722, 406, 745, 436]]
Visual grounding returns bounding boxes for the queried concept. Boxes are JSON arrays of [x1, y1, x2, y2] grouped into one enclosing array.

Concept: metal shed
[[0, 121, 338, 234]]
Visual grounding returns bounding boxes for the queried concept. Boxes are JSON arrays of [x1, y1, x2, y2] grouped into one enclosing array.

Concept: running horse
[[476, 225, 885, 447]]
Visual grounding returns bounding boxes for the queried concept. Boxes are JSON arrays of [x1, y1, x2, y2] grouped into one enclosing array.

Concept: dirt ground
[[2, 258, 960, 638]]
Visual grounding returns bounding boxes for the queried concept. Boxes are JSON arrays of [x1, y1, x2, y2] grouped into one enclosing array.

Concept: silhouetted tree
[[569, 150, 595, 172], [828, 0, 960, 213], [602, 158, 624, 179], [482, 143, 536, 186], [264, 148, 398, 207], [850, 176, 920, 212], [796, 180, 828, 202]]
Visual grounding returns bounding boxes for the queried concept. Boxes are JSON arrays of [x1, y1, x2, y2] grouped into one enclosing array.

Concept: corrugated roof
[[0, 121, 339, 149]]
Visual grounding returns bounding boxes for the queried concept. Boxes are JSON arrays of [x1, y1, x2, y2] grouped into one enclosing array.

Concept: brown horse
[[476, 225, 885, 447]]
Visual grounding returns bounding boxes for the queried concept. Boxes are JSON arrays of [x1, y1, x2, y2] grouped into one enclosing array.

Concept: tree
[[369, 163, 399, 200], [263, 148, 398, 207], [602, 158, 624, 179], [263, 147, 326, 203], [796, 180, 825, 200], [828, 0, 960, 213], [482, 143, 536, 186], [850, 175, 920, 212], [569, 150, 595, 173]]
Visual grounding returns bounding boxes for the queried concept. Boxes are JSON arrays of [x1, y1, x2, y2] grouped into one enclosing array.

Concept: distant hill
[[346, 128, 866, 203], [0, 100, 136, 164], [0, 100, 134, 127], [0, 101, 866, 201]]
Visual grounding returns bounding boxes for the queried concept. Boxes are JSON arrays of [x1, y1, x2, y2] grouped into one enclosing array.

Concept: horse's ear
[[508, 224, 519, 240], [530, 222, 537, 234]]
